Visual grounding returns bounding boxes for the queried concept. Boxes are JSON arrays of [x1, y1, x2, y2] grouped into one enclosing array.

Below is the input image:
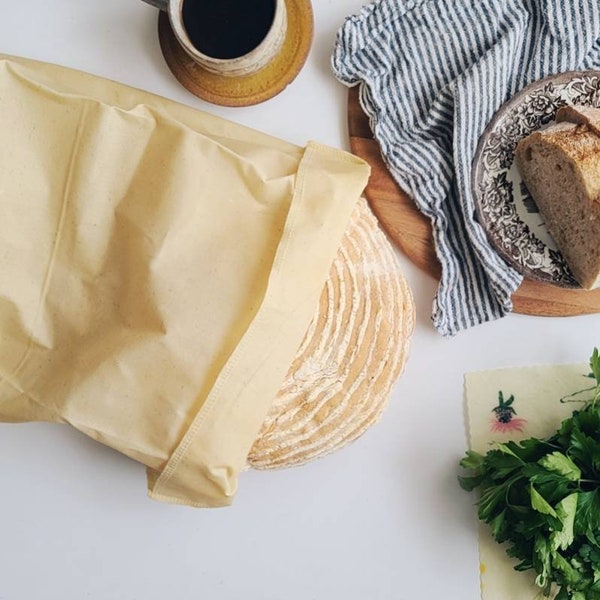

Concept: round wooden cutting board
[[347, 86, 600, 317]]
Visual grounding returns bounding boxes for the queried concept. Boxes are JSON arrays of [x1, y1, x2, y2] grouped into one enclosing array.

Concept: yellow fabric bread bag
[[0, 55, 370, 507]]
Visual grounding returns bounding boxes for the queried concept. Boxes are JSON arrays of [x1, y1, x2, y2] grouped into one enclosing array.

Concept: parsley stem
[[560, 386, 597, 403]]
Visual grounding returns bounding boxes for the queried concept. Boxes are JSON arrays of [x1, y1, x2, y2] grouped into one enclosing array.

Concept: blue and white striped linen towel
[[332, 0, 600, 336]]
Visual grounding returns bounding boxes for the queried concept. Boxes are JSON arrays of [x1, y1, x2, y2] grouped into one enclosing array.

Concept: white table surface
[[1, 2, 599, 599]]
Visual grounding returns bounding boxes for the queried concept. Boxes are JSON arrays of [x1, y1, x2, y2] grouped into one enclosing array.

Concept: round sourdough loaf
[[248, 198, 415, 469]]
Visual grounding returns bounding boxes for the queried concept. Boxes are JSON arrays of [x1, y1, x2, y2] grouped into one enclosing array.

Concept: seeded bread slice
[[515, 106, 600, 289]]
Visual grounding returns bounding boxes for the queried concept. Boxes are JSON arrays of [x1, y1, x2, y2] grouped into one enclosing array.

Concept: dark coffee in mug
[[182, 0, 277, 60]]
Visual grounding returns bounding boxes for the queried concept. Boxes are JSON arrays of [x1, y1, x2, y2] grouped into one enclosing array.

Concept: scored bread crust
[[248, 198, 415, 469], [515, 106, 600, 289], [557, 105, 600, 136]]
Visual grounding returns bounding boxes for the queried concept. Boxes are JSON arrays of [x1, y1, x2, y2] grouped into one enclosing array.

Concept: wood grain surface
[[347, 86, 600, 317]]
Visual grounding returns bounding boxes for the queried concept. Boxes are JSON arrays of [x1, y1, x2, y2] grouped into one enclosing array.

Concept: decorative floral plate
[[472, 71, 600, 288]]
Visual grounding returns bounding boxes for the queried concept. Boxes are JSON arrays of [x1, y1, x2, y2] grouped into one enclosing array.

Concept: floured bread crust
[[248, 198, 415, 469]]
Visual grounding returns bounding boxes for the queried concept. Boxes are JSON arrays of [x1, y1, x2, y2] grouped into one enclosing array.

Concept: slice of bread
[[515, 106, 600, 289]]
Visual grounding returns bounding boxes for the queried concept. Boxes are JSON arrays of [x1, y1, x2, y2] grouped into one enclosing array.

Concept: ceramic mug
[[143, 0, 287, 77]]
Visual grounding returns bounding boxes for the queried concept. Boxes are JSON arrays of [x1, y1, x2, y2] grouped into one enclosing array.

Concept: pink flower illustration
[[490, 416, 528, 433], [490, 391, 527, 433]]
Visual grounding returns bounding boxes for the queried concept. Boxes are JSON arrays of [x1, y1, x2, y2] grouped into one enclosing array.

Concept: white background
[[0, 1, 598, 599]]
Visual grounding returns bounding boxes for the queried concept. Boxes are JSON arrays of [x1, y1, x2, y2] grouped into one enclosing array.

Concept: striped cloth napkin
[[332, 0, 600, 336]]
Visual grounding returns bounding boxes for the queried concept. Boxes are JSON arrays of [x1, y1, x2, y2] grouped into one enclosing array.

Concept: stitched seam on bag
[[225, 151, 312, 412], [154, 171, 305, 485], [0, 103, 89, 417], [152, 144, 313, 493]]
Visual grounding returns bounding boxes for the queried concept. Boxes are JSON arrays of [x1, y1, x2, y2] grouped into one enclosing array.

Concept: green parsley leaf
[[459, 449, 485, 471], [574, 490, 600, 542], [539, 452, 581, 482], [530, 484, 557, 517], [551, 493, 577, 551]]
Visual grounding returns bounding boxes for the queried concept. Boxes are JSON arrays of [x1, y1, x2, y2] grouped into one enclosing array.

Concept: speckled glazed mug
[[142, 0, 287, 77]]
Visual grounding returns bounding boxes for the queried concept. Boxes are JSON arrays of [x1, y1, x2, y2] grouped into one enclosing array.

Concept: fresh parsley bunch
[[459, 349, 600, 600]]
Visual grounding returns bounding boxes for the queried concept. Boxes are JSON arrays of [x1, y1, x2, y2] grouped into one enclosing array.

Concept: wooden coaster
[[347, 86, 600, 317], [249, 199, 415, 469], [157, 0, 313, 107]]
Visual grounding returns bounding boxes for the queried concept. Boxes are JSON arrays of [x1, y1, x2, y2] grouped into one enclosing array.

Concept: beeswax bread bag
[[0, 55, 370, 507]]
